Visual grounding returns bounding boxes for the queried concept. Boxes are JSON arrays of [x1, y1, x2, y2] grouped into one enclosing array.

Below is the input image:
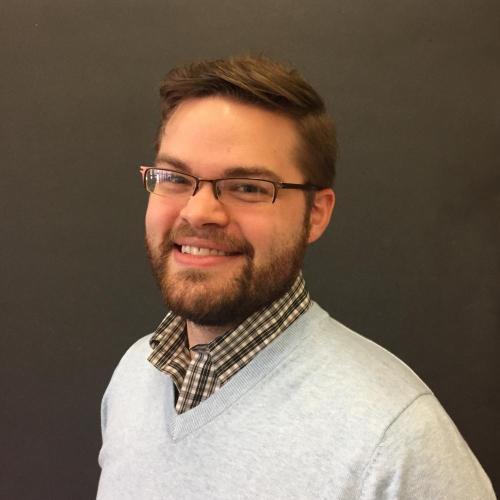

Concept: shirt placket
[[176, 345, 215, 413]]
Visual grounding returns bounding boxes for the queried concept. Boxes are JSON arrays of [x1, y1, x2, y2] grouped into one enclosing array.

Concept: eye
[[149, 169, 194, 195], [222, 179, 274, 202], [160, 171, 191, 185], [234, 182, 266, 193]]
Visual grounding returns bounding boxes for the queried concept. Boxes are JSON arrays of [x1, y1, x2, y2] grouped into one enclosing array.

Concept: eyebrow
[[154, 155, 190, 172], [155, 154, 283, 182], [223, 167, 282, 182]]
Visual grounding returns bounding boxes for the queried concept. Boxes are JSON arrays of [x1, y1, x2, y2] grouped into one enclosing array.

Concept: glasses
[[139, 167, 321, 205]]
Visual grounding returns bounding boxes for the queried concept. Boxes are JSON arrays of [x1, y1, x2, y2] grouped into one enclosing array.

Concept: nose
[[178, 181, 230, 228]]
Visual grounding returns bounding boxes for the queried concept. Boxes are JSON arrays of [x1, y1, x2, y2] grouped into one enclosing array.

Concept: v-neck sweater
[[97, 303, 494, 499]]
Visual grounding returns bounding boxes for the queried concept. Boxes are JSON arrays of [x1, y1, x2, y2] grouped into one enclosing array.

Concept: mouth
[[171, 243, 244, 268], [177, 244, 236, 257], [167, 231, 253, 269]]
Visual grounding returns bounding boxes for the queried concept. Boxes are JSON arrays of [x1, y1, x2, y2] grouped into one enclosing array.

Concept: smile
[[181, 245, 230, 256]]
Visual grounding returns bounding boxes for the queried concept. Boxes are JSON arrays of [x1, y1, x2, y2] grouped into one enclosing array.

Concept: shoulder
[[293, 305, 495, 496], [100, 334, 164, 432], [295, 303, 431, 409], [116, 334, 153, 367], [358, 393, 496, 498], [101, 334, 156, 401]]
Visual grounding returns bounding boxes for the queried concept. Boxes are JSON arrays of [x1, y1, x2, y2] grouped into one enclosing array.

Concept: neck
[[186, 321, 235, 348]]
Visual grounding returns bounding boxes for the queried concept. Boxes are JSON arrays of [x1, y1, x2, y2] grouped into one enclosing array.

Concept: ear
[[307, 188, 335, 244]]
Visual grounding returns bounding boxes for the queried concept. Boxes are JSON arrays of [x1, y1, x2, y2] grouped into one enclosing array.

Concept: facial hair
[[146, 219, 310, 327]]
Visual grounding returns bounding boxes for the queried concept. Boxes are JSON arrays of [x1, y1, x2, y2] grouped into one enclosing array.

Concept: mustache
[[162, 224, 255, 258]]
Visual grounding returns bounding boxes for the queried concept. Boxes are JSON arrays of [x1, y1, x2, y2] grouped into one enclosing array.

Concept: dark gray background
[[1, 0, 499, 498]]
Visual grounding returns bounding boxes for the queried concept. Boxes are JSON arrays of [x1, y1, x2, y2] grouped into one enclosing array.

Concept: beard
[[146, 219, 310, 327]]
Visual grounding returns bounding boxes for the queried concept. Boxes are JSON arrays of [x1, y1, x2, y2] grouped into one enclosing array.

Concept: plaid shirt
[[148, 274, 310, 414]]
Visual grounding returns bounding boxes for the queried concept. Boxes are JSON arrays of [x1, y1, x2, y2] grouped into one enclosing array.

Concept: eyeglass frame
[[139, 166, 323, 204]]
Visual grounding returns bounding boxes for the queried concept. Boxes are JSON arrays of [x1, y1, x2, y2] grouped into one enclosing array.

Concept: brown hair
[[157, 56, 337, 187]]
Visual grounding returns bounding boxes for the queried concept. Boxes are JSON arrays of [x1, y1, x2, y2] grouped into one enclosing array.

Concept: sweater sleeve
[[358, 393, 496, 500]]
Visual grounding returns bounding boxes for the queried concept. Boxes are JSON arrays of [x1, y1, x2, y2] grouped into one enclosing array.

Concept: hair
[[156, 56, 337, 187]]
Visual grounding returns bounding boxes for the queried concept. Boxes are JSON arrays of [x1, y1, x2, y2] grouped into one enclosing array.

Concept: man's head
[[145, 56, 336, 327], [156, 56, 337, 189]]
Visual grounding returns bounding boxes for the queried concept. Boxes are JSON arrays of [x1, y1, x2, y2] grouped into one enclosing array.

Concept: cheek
[[238, 213, 282, 259], [145, 197, 179, 243], [248, 204, 307, 258]]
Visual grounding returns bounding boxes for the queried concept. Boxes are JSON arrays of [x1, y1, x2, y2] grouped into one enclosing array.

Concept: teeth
[[181, 245, 229, 256]]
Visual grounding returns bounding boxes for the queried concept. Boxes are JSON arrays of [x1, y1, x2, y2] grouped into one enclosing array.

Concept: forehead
[[157, 96, 304, 181]]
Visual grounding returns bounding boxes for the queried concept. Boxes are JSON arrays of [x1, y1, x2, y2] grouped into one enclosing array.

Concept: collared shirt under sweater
[[148, 274, 310, 413]]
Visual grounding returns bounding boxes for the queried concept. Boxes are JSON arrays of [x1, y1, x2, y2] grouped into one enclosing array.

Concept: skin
[[145, 96, 335, 347]]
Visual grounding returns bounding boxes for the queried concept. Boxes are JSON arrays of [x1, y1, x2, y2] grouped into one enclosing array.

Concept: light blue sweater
[[97, 303, 495, 499]]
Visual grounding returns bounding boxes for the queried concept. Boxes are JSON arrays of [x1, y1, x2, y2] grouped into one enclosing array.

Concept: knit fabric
[[147, 274, 310, 413], [97, 303, 495, 499]]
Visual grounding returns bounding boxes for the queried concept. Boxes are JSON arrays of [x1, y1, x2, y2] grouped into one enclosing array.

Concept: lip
[[172, 246, 242, 268]]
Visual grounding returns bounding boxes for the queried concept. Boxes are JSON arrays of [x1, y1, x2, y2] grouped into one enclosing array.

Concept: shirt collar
[[148, 273, 310, 386]]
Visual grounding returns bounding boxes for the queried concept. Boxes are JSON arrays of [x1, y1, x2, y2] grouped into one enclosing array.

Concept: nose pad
[[192, 180, 202, 197], [191, 180, 221, 201], [213, 182, 222, 201]]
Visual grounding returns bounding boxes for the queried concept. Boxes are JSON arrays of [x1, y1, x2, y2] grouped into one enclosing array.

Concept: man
[[97, 56, 495, 499]]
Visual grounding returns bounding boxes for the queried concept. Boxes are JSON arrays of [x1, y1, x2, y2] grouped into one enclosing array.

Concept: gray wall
[[1, 1, 499, 497]]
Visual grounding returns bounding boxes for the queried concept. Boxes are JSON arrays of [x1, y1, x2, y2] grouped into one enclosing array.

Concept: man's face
[[145, 96, 314, 327]]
